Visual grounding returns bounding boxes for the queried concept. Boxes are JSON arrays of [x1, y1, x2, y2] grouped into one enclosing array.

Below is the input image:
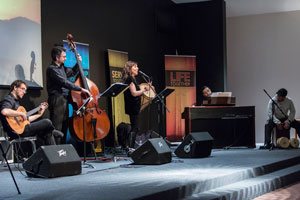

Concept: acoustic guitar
[[6, 102, 48, 134]]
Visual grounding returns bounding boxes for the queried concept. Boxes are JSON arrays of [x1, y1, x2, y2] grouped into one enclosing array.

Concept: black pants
[[129, 114, 139, 133], [22, 119, 56, 148], [48, 94, 68, 144], [129, 114, 140, 148], [264, 119, 300, 145]]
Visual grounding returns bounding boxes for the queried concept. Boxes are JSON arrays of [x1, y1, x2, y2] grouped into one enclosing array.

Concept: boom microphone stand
[[263, 89, 290, 150], [0, 142, 21, 194], [140, 71, 169, 114]]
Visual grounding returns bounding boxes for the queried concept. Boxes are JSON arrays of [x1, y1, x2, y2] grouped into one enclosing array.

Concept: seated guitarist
[[0, 80, 63, 148], [264, 88, 300, 149]]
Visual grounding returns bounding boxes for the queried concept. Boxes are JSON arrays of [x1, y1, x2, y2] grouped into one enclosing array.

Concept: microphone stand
[[263, 89, 289, 120], [263, 89, 289, 151], [140, 74, 170, 113], [140, 72, 171, 145]]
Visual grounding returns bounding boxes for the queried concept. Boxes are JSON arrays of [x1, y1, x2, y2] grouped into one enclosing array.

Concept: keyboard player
[[201, 86, 212, 99], [200, 86, 235, 106]]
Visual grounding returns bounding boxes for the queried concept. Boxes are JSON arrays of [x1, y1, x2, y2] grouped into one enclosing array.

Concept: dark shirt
[[46, 62, 81, 97], [0, 94, 20, 135], [124, 76, 141, 115]]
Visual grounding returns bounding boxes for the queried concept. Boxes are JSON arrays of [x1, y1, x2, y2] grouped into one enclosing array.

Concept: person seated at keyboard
[[201, 86, 212, 98]]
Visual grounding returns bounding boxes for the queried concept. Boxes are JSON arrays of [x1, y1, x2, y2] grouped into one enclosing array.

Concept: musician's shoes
[[126, 147, 135, 157], [259, 144, 272, 149], [52, 130, 64, 138]]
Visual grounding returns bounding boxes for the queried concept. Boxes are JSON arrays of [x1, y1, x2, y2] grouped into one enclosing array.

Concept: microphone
[[139, 70, 150, 79]]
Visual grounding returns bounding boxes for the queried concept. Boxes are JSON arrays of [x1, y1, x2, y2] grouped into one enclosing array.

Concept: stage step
[[187, 164, 300, 199], [138, 151, 300, 200]]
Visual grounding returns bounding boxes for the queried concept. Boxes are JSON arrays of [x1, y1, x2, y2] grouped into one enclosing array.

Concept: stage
[[1, 146, 300, 200]]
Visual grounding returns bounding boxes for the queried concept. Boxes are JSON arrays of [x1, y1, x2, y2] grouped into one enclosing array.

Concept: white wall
[[227, 10, 300, 143]]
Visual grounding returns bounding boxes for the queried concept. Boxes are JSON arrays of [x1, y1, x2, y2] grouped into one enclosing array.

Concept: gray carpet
[[1, 148, 300, 200]]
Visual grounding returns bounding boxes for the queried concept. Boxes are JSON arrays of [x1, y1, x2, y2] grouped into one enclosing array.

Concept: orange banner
[[165, 55, 196, 141]]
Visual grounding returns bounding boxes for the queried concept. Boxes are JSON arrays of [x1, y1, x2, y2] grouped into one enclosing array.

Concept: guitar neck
[[26, 106, 40, 117]]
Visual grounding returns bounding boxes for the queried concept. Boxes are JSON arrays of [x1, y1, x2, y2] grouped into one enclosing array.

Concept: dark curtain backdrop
[[176, 0, 227, 105], [0, 0, 226, 146]]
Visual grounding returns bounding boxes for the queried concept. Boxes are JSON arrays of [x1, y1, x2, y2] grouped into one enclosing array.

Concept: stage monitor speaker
[[148, 130, 160, 138], [175, 132, 213, 158], [131, 138, 172, 165], [23, 144, 81, 178]]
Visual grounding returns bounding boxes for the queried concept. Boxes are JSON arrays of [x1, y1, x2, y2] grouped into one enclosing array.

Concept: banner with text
[[107, 49, 129, 143], [165, 55, 196, 141]]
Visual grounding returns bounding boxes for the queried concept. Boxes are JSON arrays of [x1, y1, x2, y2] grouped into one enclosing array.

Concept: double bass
[[66, 34, 110, 142]]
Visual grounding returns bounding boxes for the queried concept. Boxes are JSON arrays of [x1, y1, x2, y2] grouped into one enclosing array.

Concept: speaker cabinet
[[175, 132, 213, 158], [147, 130, 161, 138], [131, 138, 172, 165], [23, 144, 81, 178]]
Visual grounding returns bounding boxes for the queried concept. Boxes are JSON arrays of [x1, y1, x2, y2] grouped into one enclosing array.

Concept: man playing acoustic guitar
[[0, 80, 63, 148]]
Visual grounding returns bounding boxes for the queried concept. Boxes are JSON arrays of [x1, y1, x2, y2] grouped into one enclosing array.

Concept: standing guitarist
[[0, 80, 62, 147]]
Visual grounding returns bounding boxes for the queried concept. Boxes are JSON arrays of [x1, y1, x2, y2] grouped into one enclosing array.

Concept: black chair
[[2, 130, 36, 163]]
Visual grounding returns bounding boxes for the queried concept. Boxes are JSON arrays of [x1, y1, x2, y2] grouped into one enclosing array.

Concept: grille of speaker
[[23, 144, 81, 178], [175, 132, 213, 158], [131, 138, 172, 165]]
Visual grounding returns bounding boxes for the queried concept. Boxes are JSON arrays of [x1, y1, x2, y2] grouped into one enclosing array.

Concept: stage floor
[[1, 147, 300, 200]]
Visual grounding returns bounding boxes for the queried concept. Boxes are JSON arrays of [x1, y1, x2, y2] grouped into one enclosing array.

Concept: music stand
[[98, 83, 128, 158], [75, 96, 93, 167], [76, 96, 93, 115], [153, 88, 174, 138], [153, 88, 175, 104], [99, 83, 128, 98]]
